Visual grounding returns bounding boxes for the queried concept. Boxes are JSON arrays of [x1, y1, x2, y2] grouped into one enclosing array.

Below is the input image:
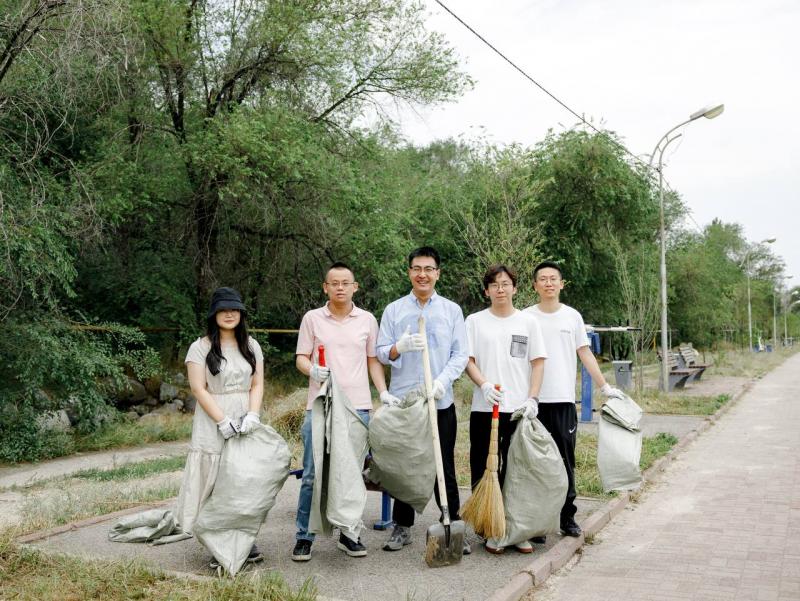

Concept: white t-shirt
[[524, 304, 590, 404], [466, 308, 548, 413]]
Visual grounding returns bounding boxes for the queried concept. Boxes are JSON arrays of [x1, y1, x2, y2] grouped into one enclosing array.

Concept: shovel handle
[[318, 345, 326, 367], [419, 316, 451, 526]]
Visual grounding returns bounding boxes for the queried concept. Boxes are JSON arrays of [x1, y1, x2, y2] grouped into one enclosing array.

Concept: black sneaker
[[209, 557, 220, 570], [337, 533, 367, 557], [560, 518, 582, 537], [247, 544, 264, 563], [531, 535, 546, 544], [291, 540, 312, 562]]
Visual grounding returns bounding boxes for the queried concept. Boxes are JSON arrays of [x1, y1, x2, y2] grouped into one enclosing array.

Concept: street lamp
[[649, 103, 724, 391], [744, 238, 775, 352], [781, 282, 800, 346], [777, 275, 793, 347]]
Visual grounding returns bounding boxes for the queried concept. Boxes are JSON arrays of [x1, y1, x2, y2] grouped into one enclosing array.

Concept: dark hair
[[325, 261, 354, 280], [533, 261, 563, 281], [482, 264, 517, 290], [205, 312, 257, 376], [407, 246, 440, 268]]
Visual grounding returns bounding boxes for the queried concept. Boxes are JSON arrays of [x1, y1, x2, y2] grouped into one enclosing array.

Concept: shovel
[[418, 316, 465, 568]]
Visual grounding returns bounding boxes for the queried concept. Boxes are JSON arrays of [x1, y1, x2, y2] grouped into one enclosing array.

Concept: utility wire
[[433, 0, 651, 170]]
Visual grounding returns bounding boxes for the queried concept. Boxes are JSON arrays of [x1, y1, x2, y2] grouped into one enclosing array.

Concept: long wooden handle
[[419, 316, 450, 523]]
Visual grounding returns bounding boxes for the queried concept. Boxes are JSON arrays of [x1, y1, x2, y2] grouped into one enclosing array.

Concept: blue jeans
[[295, 408, 370, 541]]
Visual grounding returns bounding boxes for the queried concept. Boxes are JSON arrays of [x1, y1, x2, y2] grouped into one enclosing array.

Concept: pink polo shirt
[[296, 302, 378, 410]]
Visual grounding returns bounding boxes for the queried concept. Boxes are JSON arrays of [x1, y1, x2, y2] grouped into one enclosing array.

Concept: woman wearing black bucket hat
[[175, 287, 265, 566]]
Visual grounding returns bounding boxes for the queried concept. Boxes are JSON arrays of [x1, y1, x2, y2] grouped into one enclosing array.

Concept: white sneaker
[[514, 541, 533, 554], [485, 537, 504, 555]]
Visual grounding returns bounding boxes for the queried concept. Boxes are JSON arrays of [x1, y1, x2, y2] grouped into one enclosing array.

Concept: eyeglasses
[[410, 266, 438, 274], [326, 281, 354, 289], [536, 276, 561, 284], [487, 282, 513, 291]]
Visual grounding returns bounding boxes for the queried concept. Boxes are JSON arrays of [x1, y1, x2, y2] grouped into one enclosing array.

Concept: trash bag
[[108, 508, 191, 544], [193, 423, 291, 575], [494, 412, 568, 547], [309, 373, 369, 543], [597, 393, 643, 492], [366, 389, 436, 513]]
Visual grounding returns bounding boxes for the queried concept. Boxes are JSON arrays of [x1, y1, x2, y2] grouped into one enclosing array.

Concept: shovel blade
[[424, 520, 465, 568]]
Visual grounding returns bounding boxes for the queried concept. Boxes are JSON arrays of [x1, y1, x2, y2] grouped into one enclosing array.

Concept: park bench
[[657, 348, 696, 391], [677, 343, 712, 382]]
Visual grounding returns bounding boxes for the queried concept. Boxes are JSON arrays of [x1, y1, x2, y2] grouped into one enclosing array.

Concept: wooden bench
[[677, 343, 712, 382], [657, 348, 696, 391]]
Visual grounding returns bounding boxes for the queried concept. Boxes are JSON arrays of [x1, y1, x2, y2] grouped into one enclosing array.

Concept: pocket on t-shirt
[[510, 334, 528, 358]]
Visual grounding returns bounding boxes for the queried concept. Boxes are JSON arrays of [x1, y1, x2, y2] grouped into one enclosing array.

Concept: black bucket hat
[[207, 287, 247, 319]]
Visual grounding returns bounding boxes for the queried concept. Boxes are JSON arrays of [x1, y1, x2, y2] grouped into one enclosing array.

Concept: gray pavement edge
[[485, 378, 756, 601]]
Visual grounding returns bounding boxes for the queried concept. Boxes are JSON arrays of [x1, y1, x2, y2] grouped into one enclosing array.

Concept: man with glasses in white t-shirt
[[465, 264, 547, 554], [525, 261, 623, 541]]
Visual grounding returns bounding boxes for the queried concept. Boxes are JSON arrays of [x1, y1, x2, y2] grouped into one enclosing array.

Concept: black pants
[[469, 411, 518, 490], [393, 404, 460, 527], [536, 402, 578, 522]]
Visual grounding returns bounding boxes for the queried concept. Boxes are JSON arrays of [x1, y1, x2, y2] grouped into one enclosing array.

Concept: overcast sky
[[392, 0, 799, 289]]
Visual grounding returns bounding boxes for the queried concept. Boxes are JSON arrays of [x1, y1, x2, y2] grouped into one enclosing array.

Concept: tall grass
[[0, 530, 317, 601]]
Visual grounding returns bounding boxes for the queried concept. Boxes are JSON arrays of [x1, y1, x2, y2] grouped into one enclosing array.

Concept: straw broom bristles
[[460, 407, 505, 539]]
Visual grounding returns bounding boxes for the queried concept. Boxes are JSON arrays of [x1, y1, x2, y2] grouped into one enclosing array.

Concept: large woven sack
[[309, 373, 369, 542], [494, 413, 568, 547], [193, 424, 291, 575], [597, 393, 643, 492], [367, 389, 435, 513], [109, 508, 180, 543]]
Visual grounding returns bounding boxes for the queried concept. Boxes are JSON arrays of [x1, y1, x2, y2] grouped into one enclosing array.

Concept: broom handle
[[419, 316, 452, 526], [318, 345, 326, 367], [487, 386, 500, 471]]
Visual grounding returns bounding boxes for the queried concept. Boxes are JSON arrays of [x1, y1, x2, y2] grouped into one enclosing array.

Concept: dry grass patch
[[0, 530, 316, 601], [637, 391, 731, 415]]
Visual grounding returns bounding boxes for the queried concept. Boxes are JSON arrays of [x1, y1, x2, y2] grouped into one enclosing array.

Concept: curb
[[486, 379, 756, 601]]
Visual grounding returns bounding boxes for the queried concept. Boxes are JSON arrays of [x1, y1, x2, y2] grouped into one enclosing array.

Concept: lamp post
[[776, 276, 793, 347], [744, 238, 776, 352], [787, 289, 800, 343], [649, 103, 724, 392]]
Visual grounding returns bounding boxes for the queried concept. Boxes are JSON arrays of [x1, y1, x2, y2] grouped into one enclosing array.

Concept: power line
[[433, 0, 650, 169]]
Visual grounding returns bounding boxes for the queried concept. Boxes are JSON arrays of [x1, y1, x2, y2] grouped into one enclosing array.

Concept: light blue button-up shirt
[[377, 292, 468, 410]]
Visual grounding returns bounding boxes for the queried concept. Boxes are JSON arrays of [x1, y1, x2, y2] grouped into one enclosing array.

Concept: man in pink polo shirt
[[292, 262, 394, 561]]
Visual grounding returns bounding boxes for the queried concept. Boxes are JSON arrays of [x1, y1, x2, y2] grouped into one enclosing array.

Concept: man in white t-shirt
[[465, 264, 547, 554], [525, 261, 622, 540]]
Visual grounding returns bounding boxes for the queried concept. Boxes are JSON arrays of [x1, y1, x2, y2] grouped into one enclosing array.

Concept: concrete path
[[532, 353, 800, 601], [25, 477, 603, 601], [0, 441, 189, 490]]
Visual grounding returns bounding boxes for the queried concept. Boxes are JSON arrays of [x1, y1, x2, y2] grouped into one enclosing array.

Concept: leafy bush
[[0, 316, 159, 462]]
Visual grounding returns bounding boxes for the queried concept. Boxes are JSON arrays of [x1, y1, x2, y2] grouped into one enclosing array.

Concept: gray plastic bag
[[494, 412, 568, 547], [309, 374, 369, 543], [193, 423, 291, 575], [108, 508, 190, 544], [597, 393, 643, 492], [367, 389, 435, 513]]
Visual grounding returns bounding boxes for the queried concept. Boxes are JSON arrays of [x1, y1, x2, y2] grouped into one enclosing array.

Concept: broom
[[460, 386, 505, 539]]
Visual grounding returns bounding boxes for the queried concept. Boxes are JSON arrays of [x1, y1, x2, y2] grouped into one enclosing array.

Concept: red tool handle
[[318, 345, 326, 367], [492, 384, 500, 418]]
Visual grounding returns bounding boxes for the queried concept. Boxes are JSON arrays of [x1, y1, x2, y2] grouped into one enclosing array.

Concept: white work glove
[[380, 390, 402, 407], [396, 325, 425, 354], [432, 379, 446, 400], [520, 397, 539, 420], [239, 411, 261, 434], [216, 416, 240, 439], [600, 383, 624, 399], [310, 363, 330, 384], [480, 382, 504, 406]]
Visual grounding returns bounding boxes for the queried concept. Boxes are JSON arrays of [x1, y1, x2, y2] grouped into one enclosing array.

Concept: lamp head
[[763, 238, 777, 244], [690, 104, 725, 120]]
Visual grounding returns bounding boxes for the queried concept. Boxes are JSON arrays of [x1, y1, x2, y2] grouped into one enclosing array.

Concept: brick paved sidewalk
[[531, 353, 800, 601]]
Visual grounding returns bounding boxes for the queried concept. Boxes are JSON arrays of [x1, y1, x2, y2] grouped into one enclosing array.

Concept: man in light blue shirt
[[376, 246, 469, 554]]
